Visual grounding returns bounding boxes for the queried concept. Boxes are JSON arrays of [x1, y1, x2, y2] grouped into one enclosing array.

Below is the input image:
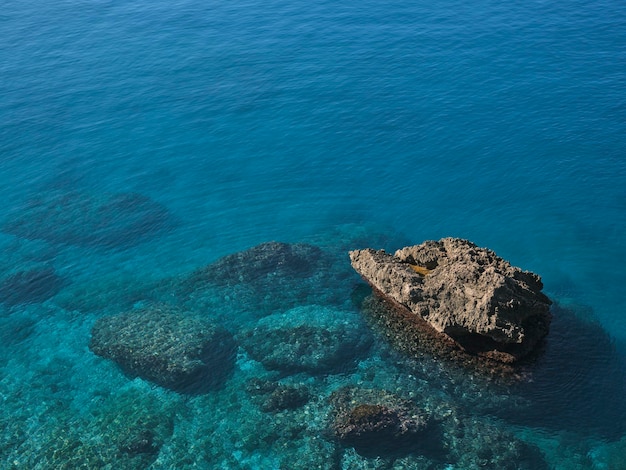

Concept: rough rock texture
[[349, 238, 551, 362], [90, 305, 236, 393], [183, 241, 326, 287]]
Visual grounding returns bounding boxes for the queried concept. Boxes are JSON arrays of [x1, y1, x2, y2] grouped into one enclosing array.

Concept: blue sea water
[[1, 0, 626, 467]]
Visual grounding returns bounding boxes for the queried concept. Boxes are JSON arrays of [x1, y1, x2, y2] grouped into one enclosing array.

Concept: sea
[[1, 0, 626, 468]]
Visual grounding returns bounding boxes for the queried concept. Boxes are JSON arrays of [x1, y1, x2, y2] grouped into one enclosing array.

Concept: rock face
[[90, 305, 236, 393], [349, 238, 551, 363]]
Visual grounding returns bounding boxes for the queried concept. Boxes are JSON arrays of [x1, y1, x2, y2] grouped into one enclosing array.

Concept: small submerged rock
[[239, 305, 372, 375], [183, 241, 326, 287], [175, 241, 354, 322], [90, 305, 236, 393], [0, 266, 65, 307], [329, 387, 428, 453], [245, 378, 310, 412], [3, 190, 175, 248], [350, 237, 552, 363]]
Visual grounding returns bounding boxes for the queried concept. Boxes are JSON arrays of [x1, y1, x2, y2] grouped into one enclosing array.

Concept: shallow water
[[1, 0, 626, 468]]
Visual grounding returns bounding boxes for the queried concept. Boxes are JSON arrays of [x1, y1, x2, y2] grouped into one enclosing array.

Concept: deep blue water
[[1, 0, 626, 468]]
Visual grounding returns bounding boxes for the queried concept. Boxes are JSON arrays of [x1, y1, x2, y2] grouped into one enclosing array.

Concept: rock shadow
[[3, 190, 177, 249]]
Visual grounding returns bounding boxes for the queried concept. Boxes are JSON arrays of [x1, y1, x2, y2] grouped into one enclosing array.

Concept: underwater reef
[[170, 241, 357, 329], [2, 236, 625, 468]]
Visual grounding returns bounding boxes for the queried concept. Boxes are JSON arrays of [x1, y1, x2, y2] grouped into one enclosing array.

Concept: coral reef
[[350, 238, 552, 363], [3, 190, 175, 248], [90, 304, 236, 393]]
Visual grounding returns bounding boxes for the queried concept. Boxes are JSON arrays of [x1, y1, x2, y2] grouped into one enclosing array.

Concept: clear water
[[1, 0, 626, 468]]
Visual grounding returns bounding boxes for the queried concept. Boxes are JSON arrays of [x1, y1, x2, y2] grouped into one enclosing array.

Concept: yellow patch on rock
[[408, 264, 431, 276]]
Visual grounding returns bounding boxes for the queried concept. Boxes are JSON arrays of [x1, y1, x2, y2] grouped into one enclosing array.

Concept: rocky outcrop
[[90, 305, 236, 393], [349, 238, 551, 363]]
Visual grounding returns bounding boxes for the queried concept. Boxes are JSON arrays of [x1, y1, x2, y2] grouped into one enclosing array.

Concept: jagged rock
[[0, 266, 65, 306], [349, 238, 551, 363], [90, 305, 236, 393], [3, 190, 175, 248]]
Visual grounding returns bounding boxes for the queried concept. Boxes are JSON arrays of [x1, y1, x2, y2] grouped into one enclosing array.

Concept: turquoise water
[[1, 0, 626, 467]]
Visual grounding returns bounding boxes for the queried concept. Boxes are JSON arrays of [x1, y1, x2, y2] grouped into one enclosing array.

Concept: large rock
[[90, 305, 236, 393], [349, 238, 551, 363]]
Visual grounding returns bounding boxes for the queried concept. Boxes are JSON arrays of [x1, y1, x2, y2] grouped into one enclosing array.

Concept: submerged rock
[[3, 190, 175, 248], [239, 305, 372, 375], [175, 241, 355, 323], [0, 266, 65, 306], [90, 305, 236, 393], [350, 238, 551, 363], [442, 415, 548, 470], [183, 241, 326, 287], [329, 387, 428, 453], [245, 378, 311, 412]]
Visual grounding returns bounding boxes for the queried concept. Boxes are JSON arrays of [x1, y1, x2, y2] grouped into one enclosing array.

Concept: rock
[[184, 241, 326, 286], [245, 379, 310, 412], [3, 190, 175, 248], [349, 238, 551, 363], [0, 266, 65, 306], [238, 305, 372, 375], [90, 305, 236, 393], [30, 387, 178, 470], [329, 387, 428, 452], [0, 315, 36, 345], [176, 241, 355, 323], [442, 415, 548, 470]]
